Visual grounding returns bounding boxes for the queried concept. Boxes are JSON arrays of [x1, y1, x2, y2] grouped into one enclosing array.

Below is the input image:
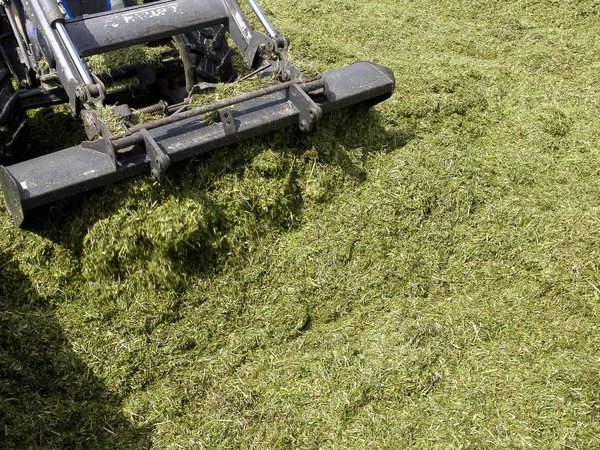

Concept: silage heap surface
[[1, 0, 600, 448]]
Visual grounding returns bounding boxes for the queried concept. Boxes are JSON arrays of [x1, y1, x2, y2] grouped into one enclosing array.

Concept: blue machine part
[[61, 0, 75, 19]]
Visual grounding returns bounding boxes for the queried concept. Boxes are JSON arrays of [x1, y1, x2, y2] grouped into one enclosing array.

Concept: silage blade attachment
[[0, 62, 394, 225]]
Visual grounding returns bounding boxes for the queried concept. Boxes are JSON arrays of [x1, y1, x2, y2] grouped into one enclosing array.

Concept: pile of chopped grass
[[189, 72, 274, 106], [95, 104, 128, 136], [86, 44, 174, 74]]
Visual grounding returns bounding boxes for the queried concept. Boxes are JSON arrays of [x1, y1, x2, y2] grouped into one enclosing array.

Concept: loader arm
[[19, 0, 277, 112]]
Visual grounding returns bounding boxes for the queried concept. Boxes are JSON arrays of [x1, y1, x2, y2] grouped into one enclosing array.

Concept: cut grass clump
[[81, 196, 224, 288], [212, 148, 302, 233], [538, 104, 573, 138], [303, 162, 344, 203], [81, 146, 306, 288], [86, 44, 174, 74], [96, 104, 128, 136], [104, 76, 138, 95], [189, 73, 274, 107]]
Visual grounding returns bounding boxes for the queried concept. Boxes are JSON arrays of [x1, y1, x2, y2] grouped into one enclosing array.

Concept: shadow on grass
[[0, 250, 151, 449], [25, 106, 412, 284]]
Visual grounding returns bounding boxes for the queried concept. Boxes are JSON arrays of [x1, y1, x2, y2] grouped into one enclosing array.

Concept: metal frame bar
[[63, 0, 230, 56]]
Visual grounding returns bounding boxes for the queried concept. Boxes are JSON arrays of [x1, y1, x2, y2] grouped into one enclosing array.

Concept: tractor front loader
[[0, 0, 395, 225]]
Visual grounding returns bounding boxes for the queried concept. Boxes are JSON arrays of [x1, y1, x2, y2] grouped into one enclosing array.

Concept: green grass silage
[[2, 0, 600, 448]]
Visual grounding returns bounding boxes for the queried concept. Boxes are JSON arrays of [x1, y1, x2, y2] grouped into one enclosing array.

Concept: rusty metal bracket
[[141, 128, 170, 181], [288, 84, 322, 132], [219, 107, 236, 135]]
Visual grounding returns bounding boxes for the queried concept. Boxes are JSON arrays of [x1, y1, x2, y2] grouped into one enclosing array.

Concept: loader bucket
[[0, 61, 394, 226]]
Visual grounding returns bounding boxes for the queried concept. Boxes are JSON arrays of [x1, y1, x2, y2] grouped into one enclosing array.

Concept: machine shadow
[[0, 250, 151, 449]]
